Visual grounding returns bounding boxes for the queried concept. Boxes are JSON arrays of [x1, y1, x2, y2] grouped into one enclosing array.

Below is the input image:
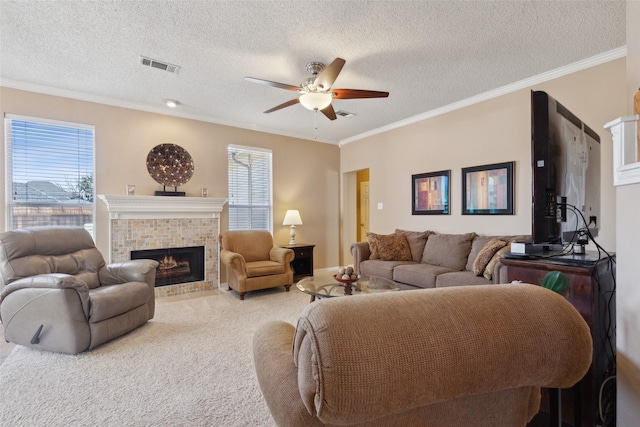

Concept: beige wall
[[0, 87, 341, 271], [616, 2, 640, 425], [340, 59, 625, 261]]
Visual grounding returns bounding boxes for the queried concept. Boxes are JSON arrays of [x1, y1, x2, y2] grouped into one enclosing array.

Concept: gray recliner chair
[[0, 226, 159, 354]]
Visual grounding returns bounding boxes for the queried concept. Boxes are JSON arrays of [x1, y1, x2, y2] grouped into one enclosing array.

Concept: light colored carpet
[[0, 287, 310, 426]]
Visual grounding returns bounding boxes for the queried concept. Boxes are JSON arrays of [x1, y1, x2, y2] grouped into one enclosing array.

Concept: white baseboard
[[314, 267, 340, 274]]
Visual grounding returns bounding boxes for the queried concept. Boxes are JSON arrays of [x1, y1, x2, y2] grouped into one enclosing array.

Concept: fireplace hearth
[[131, 246, 205, 287]]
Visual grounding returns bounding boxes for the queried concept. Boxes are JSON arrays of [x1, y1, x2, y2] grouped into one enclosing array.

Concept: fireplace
[[131, 246, 205, 287], [98, 195, 227, 297]]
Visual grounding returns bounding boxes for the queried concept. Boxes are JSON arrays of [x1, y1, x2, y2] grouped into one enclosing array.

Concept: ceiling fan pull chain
[[314, 110, 319, 140]]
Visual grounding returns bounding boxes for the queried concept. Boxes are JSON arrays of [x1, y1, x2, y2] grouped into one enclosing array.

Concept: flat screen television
[[531, 90, 601, 249]]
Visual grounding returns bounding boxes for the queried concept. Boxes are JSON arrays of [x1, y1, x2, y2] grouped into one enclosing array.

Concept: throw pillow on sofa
[[483, 245, 512, 280], [472, 238, 508, 276], [465, 235, 531, 271], [421, 233, 476, 271], [366, 232, 382, 259], [395, 229, 430, 262], [366, 232, 412, 261], [465, 236, 497, 272]]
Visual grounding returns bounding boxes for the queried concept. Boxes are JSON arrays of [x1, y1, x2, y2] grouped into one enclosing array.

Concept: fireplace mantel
[[605, 115, 640, 186], [99, 195, 227, 296], [98, 195, 227, 219]]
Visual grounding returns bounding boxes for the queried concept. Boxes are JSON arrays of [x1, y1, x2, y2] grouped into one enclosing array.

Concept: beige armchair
[[220, 230, 294, 300], [253, 283, 593, 426], [0, 226, 158, 354]]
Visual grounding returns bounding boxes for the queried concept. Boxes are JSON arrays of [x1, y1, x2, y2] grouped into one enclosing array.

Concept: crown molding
[[0, 78, 334, 145], [1, 46, 626, 148], [339, 46, 628, 147]]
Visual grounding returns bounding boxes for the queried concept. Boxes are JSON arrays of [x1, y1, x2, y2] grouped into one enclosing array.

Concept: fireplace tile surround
[[98, 195, 227, 298]]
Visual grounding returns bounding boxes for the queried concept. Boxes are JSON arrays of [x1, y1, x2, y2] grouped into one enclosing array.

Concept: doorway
[[356, 169, 370, 242], [341, 168, 370, 266]]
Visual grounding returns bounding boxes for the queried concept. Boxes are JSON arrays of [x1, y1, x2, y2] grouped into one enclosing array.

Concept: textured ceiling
[[0, 1, 627, 145]]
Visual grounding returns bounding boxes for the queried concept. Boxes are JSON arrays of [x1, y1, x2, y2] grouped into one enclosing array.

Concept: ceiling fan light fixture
[[299, 92, 332, 111], [245, 58, 388, 121]]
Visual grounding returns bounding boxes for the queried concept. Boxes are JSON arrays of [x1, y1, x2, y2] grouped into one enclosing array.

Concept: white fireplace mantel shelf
[[98, 195, 227, 219], [605, 115, 640, 187]]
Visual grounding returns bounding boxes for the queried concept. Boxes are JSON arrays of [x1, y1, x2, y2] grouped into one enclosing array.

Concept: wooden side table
[[502, 254, 616, 427], [280, 243, 315, 280]]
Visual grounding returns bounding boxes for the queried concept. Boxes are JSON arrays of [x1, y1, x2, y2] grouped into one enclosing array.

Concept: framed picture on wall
[[412, 170, 450, 215], [462, 161, 514, 215]]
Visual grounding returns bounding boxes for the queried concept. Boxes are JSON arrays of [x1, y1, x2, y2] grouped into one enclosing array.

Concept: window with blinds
[[4, 115, 95, 232], [227, 145, 273, 232]]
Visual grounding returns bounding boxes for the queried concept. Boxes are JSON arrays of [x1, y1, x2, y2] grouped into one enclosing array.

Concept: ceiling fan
[[244, 58, 389, 120]]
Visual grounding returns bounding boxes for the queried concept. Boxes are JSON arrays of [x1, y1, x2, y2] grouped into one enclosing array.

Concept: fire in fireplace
[[131, 246, 205, 287]]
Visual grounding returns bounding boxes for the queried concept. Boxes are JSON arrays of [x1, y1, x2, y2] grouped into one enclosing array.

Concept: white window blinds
[[4, 114, 95, 231], [227, 145, 273, 232]]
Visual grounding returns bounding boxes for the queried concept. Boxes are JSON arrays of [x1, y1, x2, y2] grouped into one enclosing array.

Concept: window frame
[[227, 144, 273, 233], [4, 114, 96, 233]]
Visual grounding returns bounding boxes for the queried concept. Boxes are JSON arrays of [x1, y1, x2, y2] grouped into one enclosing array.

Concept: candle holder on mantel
[[146, 143, 194, 196]]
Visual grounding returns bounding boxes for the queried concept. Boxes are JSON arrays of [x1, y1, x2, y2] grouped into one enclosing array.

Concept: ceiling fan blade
[[314, 58, 346, 90], [320, 103, 337, 120], [332, 88, 390, 99], [244, 77, 299, 92], [264, 98, 300, 114]]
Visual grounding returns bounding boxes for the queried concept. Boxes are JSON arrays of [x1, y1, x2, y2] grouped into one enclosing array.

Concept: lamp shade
[[283, 209, 303, 225], [299, 93, 332, 111]]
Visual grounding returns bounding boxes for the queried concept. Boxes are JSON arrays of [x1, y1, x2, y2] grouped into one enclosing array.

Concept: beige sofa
[[351, 229, 529, 288], [253, 283, 592, 426], [0, 226, 158, 354]]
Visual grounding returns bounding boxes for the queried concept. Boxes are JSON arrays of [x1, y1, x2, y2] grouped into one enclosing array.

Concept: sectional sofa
[[351, 229, 529, 288], [254, 284, 592, 426]]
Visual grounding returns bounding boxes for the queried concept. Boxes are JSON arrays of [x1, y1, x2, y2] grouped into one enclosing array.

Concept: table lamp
[[283, 210, 303, 245]]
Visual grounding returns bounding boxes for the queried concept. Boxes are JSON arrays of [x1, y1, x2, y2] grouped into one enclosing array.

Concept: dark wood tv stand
[[502, 253, 616, 427]]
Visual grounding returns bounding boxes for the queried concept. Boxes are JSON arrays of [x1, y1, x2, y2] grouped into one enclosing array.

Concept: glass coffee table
[[296, 275, 411, 302]]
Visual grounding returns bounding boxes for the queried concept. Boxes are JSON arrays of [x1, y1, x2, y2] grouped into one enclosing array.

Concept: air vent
[[140, 56, 180, 74], [335, 110, 356, 118]]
